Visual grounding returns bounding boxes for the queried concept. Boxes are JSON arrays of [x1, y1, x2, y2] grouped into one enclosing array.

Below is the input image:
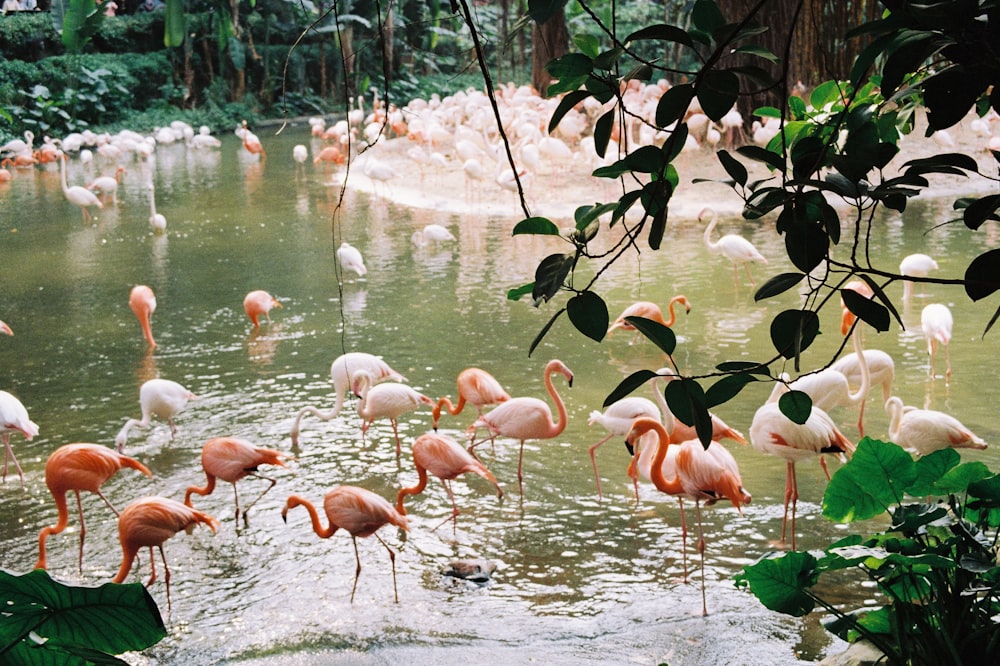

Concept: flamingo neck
[[184, 474, 217, 506], [35, 490, 72, 569], [702, 214, 719, 252], [846, 327, 871, 404], [395, 464, 429, 514], [886, 398, 902, 441], [285, 496, 336, 538], [544, 366, 569, 436], [646, 421, 684, 495]]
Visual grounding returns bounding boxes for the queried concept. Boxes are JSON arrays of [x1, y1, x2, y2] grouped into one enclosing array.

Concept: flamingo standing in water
[[353, 370, 435, 457], [749, 394, 854, 550], [147, 182, 166, 234], [700, 207, 767, 286], [35, 443, 152, 572], [112, 496, 218, 610], [0, 390, 39, 488], [607, 295, 691, 340], [625, 417, 750, 616], [243, 290, 281, 328], [336, 242, 367, 277], [588, 395, 661, 500], [115, 378, 198, 450], [468, 359, 573, 494], [885, 397, 988, 455], [282, 486, 408, 603], [87, 166, 125, 204], [290, 352, 406, 445], [128, 285, 157, 348], [184, 436, 288, 525], [432, 367, 511, 430], [58, 152, 103, 223], [240, 120, 266, 159], [921, 303, 953, 379], [396, 432, 503, 529], [900, 253, 938, 303]]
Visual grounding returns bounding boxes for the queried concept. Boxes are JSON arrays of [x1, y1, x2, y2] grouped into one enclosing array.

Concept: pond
[[0, 124, 997, 665]]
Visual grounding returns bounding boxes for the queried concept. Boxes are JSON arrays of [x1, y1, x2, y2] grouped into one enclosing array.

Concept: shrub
[[0, 13, 59, 61]]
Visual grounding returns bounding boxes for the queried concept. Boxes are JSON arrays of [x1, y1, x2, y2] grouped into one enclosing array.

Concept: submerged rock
[[442, 558, 497, 584]]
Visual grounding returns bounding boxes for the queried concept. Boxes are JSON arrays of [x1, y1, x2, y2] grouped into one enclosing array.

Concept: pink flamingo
[[587, 395, 660, 499], [282, 486, 408, 603], [115, 378, 198, 450], [35, 443, 152, 572], [700, 207, 767, 286], [0, 389, 39, 488], [467, 359, 573, 494], [243, 290, 281, 328], [57, 151, 103, 222], [607, 295, 691, 338], [921, 303, 953, 379], [128, 285, 157, 348], [290, 352, 406, 445], [87, 166, 126, 204], [625, 417, 750, 616], [885, 396, 987, 455], [432, 367, 511, 430], [396, 431, 502, 529], [353, 370, 435, 457], [0, 320, 11, 336], [240, 120, 266, 160], [184, 436, 289, 525]]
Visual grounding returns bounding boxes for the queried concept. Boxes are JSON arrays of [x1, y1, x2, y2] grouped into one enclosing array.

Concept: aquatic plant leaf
[[566, 291, 608, 342], [736, 551, 818, 617], [822, 438, 916, 523], [907, 448, 960, 497], [513, 217, 561, 236], [932, 462, 993, 495], [624, 315, 676, 355]]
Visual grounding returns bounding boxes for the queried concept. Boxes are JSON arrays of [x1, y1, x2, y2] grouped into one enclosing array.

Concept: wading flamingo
[[128, 285, 157, 348], [885, 396, 988, 455], [184, 436, 289, 525], [240, 120, 266, 159], [353, 370, 435, 457], [607, 295, 691, 339], [700, 207, 767, 286], [336, 242, 367, 277], [147, 182, 166, 234], [432, 367, 511, 430], [115, 378, 198, 451], [290, 352, 406, 445], [410, 224, 456, 247], [588, 395, 660, 499], [35, 443, 152, 572], [900, 253, 938, 303], [468, 359, 573, 494], [921, 303, 953, 379], [648, 368, 746, 445], [0, 390, 39, 488], [749, 395, 854, 550], [57, 152, 103, 223], [625, 417, 750, 616], [243, 290, 281, 328], [87, 166, 125, 204], [282, 486, 408, 603], [113, 496, 218, 610], [396, 431, 502, 529]]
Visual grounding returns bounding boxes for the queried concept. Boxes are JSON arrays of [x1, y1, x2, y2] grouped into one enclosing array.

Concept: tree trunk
[[531, 8, 569, 96]]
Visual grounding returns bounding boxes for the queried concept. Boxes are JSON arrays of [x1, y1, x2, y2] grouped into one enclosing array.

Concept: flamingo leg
[[944, 342, 951, 381], [588, 434, 614, 500], [146, 546, 158, 586], [857, 400, 866, 438], [743, 262, 756, 287], [95, 489, 120, 516], [2, 435, 25, 488], [678, 498, 689, 580], [819, 455, 832, 481], [928, 339, 937, 378], [76, 490, 86, 575], [431, 479, 460, 533], [159, 544, 173, 615], [695, 500, 708, 617], [517, 440, 526, 495], [241, 473, 278, 525], [350, 536, 363, 604], [391, 420, 402, 458], [373, 532, 399, 604], [780, 461, 799, 550]]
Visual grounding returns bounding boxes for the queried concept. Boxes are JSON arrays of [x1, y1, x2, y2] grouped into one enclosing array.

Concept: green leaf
[[603, 370, 661, 407], [528, 0, 569, 25], [164, 0, 185, 47], [736, 551, 818, 617], [0, 569, 166, 662], [964, 249, 1000, 301], [593, 109, 615, 158], [704, 373, 757, 408], [784, 220, 829, 274], [962, 194, 1000, 231], [908, 448, 960, 497], [716, 149, 748, 186], [507, 283, 535, 301], [822, 438, 915, 523], [654, 83, 694, 128], [624, 315, 676, 355], [566, 291, 608, 342], [625, 24, 696, 49], [547, 90, 593, 135], [531, 253, 574, 304], [778, 390, 812, 425], [697, 70, 740, 121], [841, 287, 890, 332], [932, 462, 993, 495], [691, 0, 725, 35], [736, 145, 785, 171], [732, 44, 780, 63], [754, 272, 805, 301], [528, 307, 565, 357], [573, 34, 600, 59], [716, 361, 770, 374], [770, 309, 821, 360], [513, 216, 561, 236], [664, 377, 711, 444]]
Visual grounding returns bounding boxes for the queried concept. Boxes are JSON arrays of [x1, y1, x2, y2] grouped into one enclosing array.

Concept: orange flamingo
[[241, 120, 266, 160], [35, 443, 152, 572], [432, 367, 511, 430], [749, 396, 854, 550], [282, 486, 408, 603], [353, 370, 435, 456], [396, 432, 502, 529], [112, 496, 218, 608], [290, 352, 406, 445], [184, 436, 288, 525], [243, 290, 281, 328], [607, 295, 691, 339], [625, 417, 750, 616], [115, 378, 198, 450], [0, 389, 39, 488], [648, 368, 746, 445], [885, 396, 988, 455], [128, 285, 157, 348], [467, 359, 573, 494]]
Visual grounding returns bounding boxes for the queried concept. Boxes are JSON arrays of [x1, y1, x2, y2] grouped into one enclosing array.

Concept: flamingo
[[190, 126, 221, 149], [432, 367, 511, 430], [115, 378, 198, 451], [353, 370, 435, 457], [57, 152, 103, 223], [625, 417, 750, 616], [240, 120, 266, 159], [411, 224, 456, 247], [921, 303, 953, 379], [35, 443, 152, 572], [293, 144, 308, 172], [0, 130, 34, 156], [749, 397, 854, 550], [147, 182, 166, 234], [588, 395, 661, 500], [396, 432, 503, 529], [290, 352, 406, 445], [282, 486, 408, 603], [0, 320, 11, 336], [128, 285, 157, 348], [336, 242, 367, 277], [0, 390, 39, 488], [243, 290, 281, 328], [647, 368, 746, 445], [700, 207, 767, 286], [607, 295, 691, 339], [313, 145, 345, 167], [885, 397, 988, 456], [467, 359, 573, 494], [900, 253, 938, 303], [112, 496, 219, 610], [87, 166, 125, 204], [184, 436, 288, 525]]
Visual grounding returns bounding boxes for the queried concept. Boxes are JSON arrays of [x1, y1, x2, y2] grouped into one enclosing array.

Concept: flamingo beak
[[624, 439, 635, 457]]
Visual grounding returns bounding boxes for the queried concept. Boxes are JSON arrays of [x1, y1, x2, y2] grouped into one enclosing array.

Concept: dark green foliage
[[0, 13, 59, 61]]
